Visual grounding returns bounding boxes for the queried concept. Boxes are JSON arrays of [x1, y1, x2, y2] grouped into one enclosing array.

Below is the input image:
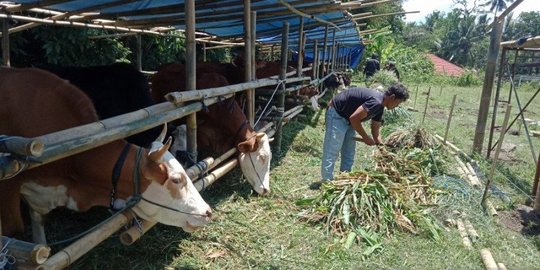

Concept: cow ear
[[149, 136, 172, 162], [237, 140, 253, 153]]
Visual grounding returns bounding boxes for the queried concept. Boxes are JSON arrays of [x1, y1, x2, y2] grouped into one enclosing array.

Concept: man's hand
[[354, 136, 376, 146]]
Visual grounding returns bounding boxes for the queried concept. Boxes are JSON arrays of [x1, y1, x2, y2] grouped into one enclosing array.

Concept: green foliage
[[31, 26, 131, 66], [367, 70, 399, 88], [503, 11, 540, 40], [452, 70, 483, 87]]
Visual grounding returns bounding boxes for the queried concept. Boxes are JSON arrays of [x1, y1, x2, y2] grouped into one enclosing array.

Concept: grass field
[[54, 77, 540, 269]]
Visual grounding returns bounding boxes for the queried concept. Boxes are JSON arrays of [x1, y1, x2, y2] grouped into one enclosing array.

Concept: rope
[[255, 80, 285, 127]]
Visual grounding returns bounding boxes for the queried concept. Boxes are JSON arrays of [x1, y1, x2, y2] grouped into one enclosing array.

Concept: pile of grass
[[385, 127, 437, 149], [297, 128, 445, 254]]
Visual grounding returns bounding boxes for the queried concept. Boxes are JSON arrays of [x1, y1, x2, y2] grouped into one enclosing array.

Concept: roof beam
[[277, 0, 340, 30], [4, 0, 72, 12]]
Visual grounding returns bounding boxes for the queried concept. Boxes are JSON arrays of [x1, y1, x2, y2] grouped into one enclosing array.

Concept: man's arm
[[350, 105, 375, 146], [371, 120, 383, 145]]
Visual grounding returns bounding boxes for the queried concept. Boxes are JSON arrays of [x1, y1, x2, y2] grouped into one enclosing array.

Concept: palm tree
[[483, 0, 515, 16]]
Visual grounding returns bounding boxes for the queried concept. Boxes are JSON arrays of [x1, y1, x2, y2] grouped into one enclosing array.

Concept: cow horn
[[149, 136, 172, 162], [156, 123, 167, 143]]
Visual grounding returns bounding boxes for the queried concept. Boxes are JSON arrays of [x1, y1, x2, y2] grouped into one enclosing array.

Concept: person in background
[[385, 61, 400, 80], [363, 53, 380, 80], [319, 83, 409, 182]]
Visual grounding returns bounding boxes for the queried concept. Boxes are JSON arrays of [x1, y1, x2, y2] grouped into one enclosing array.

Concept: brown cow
[[0, 67, 212, 237], [151, 63, 271, 195]]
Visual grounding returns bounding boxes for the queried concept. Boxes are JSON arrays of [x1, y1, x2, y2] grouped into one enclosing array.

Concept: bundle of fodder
[[297, 146, 442, 251], [384, 127, 438, 149]]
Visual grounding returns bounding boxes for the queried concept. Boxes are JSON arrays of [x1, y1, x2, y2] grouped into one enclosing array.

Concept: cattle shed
[[0, 1, 383, 269]]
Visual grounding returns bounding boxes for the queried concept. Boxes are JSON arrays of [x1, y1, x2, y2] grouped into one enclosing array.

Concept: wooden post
[[413, 85, 419, 109], [488, 47, 508, 158], [421, 87, 431, 125], [482, 104, 512, 206], [533, 151, 540, 210], [321, 25, 329, 78], [444, 95, 457, 142], [439, 85, 443, 96], [2, 19, 10, 66], [331, 29, 337, 71], [202, 42, 206, 62], [312, 40, 318, 80], [185, 0, 197, 163], [473, 19, 503, 154], [296, 17, 304, 77], [274, 22, 288, 155], [136, 34, 142, 71], [248, 10, 256, 125], [243, 0, 253, 125]]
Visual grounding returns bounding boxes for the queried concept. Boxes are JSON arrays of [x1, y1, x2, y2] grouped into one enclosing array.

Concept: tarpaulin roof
[[2, 0, 363, 49]]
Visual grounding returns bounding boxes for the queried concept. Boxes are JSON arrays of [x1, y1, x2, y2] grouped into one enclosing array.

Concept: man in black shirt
[[320, 84, 409, 181], [363, 53, 380, 79]]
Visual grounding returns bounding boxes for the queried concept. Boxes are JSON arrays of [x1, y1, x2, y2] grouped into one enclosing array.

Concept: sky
[[402, 0, 540, 23]]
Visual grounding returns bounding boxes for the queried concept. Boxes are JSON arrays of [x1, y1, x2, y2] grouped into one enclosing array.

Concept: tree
[[482, 0, 516, 16]]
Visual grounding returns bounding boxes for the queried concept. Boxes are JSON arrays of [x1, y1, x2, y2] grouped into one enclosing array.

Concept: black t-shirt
[[364, 59, 380, 76], [331, 87, 384, 123]]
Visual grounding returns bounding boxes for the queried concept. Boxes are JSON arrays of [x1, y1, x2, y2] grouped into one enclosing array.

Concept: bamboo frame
[[444, 95, 457, 143], [277, 0, 340, 30]]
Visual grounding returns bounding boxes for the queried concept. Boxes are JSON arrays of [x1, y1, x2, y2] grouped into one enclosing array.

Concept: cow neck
[[109, 142, 146, 208]]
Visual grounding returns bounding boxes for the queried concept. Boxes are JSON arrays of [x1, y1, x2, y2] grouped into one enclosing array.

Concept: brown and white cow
[[0, 67, 212, 237], [151, 63, 271, 195]]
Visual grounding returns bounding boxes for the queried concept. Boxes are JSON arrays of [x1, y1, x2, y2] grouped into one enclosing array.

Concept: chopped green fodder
[[296, 128, 448, 257]]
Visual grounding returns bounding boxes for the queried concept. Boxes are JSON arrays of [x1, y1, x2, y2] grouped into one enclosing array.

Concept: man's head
[[371, 53, 378, 60], [383, 83, 409, 109]]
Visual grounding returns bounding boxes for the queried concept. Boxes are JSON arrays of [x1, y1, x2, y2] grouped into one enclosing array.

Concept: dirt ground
[[498, 204, 540, 236]]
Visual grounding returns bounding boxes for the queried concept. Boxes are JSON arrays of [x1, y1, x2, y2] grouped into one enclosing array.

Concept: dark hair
[[385, 83, 409, 100]]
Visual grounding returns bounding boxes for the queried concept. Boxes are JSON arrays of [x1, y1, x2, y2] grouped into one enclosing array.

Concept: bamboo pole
[[434, 134, 471, 161], [274, 22, 288, 155], [473, 19, 503, 154], [2, 19, 10, 66], [0, 96, 226, 180], [482, 105, 512, 206], [480, 249, 498, 270], [413, 85, 419, 109], [296, 17, 304, 77], [488, 48, 508, 158], [119, 219, 156, 246], [456, 219, 472, 249], [444, 95, 457, 143], [497, 263, 507, 270], [463, 219, 479, 241], [185, 0, 197, 164], [1, 236, 50, 265], [0, 136, 44, 157], [41, 211, 133, 270], [321, 25, 329, 80], [194, 158, 238, 191], [421, 87, 431, 125], [533, 152, 540, 209], [250, 10, 256, 125], [136, 34, 142, 71]]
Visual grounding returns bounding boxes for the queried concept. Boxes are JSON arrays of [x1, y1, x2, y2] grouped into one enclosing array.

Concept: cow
[[0, 67, 212, 238], [151, 63, 271, 195], [40, 62, 160, 147]]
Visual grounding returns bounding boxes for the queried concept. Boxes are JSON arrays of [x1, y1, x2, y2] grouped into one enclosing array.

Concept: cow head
[[133, 127, 212, 233], [237, 133, 272, 195]]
